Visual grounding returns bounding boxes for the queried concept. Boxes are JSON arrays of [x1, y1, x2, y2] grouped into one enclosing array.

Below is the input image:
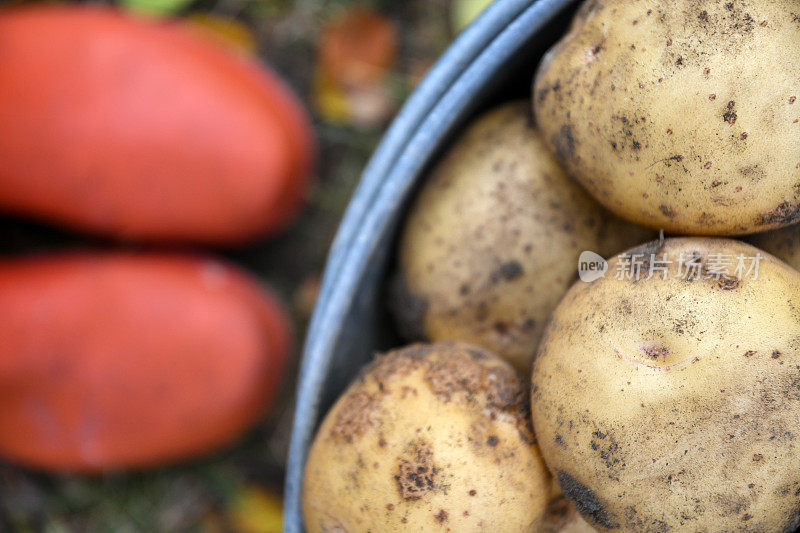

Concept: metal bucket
[[283, 0, 580, 529]]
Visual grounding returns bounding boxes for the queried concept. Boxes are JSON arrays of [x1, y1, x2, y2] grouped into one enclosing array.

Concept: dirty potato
[[532, 237, 800, 531], [303, 342, 550, 532], [392, 101, 651, 373], [534, 0, 800, 235], [749, 224, 800, 271]]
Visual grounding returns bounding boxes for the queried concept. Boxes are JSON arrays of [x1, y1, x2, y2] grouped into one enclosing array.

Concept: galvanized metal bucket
[[283, 0, 580, 529]]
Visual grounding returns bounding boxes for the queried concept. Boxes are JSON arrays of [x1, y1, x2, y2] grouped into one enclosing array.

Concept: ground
[[0, 0, 454, 530]]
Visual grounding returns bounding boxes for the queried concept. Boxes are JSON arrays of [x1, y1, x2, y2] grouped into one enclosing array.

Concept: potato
[[0, 5, 315, 244], [0, 252, 290, 471], [531, 237, 800, 530], [302, 342, 550, 531], [534, 0, 800, 236], [391, 102, 651, 373], [749, 224, 800, 271]]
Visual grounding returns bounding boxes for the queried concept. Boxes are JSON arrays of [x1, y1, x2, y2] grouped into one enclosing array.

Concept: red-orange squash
[[0, 252, 291, 471], [0, 5, 315, 244]]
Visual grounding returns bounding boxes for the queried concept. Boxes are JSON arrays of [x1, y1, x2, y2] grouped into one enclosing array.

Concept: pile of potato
[[303, 0, 799, 531]]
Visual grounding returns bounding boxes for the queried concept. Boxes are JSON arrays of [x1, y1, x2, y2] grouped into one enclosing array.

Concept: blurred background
[[0, 0, 492, 530]]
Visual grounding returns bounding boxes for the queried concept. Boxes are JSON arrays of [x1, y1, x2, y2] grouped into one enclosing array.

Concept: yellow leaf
[[120, 0, 194, 18], [229, 486, 283, 533], [451, 0, 495, 33], [313, 71, 350, 125], [184, 13, 257, 56]]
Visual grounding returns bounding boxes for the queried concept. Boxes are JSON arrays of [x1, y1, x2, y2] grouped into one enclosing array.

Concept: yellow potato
[[749, 224, 800, 271], [534, 0, 800, 235], [392, 101, 651, 373], [532, 237, 800, 530], [303, 342, 550, 531]]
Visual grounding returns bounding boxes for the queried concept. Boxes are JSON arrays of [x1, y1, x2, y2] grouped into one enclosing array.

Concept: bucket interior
[[317, 1, 581, 425]]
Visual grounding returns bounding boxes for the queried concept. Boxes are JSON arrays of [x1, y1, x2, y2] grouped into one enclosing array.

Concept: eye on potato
[[391, 101, 650, 373], [534, 0, 800, 236], [532, 237, 800, 531], [303, 342, 550, 532], [749, 224, 800, 271], [542, 497, 597, 533]]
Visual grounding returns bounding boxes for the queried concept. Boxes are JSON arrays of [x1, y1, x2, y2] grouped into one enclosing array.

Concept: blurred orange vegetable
[[0, 252, 291, 472], [0, 5, 315, 244]]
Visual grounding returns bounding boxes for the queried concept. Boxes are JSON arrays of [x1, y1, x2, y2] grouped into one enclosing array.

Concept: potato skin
[[393, 102, 651, 373], [534, 0, 800, 235], [531, 238, 800, 531], [0, 5, 315, 244], [542, 497, 597, 533], [749, 224, 800, 271], [0, 252, 290, 471], [303, 342, 550, 532]]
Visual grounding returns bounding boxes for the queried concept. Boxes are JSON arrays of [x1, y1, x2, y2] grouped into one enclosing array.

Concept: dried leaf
[[318, 7, 397, 88]]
